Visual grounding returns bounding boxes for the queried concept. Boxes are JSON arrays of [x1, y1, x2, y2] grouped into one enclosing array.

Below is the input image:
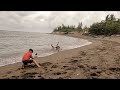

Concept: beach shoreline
[[1, 33, 120, 79]]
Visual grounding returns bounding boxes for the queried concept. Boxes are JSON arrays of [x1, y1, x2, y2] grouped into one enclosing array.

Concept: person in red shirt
[[22, 49, 40, 68]]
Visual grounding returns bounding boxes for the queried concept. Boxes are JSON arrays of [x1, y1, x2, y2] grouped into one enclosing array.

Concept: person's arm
[[30, 54, 34, 59], [33, 60, 40, 67], [51, 44, 54, 48], [56, 42, 59, 46]]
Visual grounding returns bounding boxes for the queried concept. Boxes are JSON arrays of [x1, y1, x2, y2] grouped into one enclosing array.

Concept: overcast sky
[[0, 11, 120, 33]]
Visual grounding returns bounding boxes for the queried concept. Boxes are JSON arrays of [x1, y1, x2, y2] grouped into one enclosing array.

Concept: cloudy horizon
[[0, 11, 120, 33]]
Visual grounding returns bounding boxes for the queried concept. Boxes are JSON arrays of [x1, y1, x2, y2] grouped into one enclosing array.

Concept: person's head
[[35, 53, 37, 55], [29, 49, 33, 53], [51, 44, 52, 46]]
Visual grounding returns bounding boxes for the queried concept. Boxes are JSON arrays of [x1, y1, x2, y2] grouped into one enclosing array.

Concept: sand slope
[[1, 34, 120, 79]]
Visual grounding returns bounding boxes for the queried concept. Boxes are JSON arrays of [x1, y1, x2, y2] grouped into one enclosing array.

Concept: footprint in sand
[[78, 65, 85, 68], [96, 71, 102, 74], [80, 51, 87, 56], [109, 67, 120, 72], [20, 72, 39, 79], [68, 59, 79, 64], [34, 75, 45, 79], [51, 65, 59, 68], [53, 71, 67, 75], [26, 65, 37, 68], [20, 65, 37, 69], [11, 76, 20, 79], [90, 66, 97, 69], [7, 71, 12, 74], [90, 72, 100, 77], [40, 62, 52, 67], [21, 71, 26, 73], [15, 68, 22, 71], [65, 67, 78, 71], [88, 77, 99, 79], [2, 75, 7, 77], [61, 65, 69, 69], [63, 66, 68, 68], [63, 76, 71, 79], [58, 77, 63, 79]]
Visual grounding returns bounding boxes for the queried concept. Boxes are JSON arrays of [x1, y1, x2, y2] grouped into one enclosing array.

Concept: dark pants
[[22, 60, 33, 65]]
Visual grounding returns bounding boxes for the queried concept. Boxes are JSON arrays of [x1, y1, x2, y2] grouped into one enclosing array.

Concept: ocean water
[[0, 30, 92, 67]]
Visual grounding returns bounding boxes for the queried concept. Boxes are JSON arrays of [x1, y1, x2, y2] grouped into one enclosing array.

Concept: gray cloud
[[0, 11, 119, 33]]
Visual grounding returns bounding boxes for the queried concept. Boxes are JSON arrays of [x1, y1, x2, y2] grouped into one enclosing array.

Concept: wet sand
[[1, 33, 120, 79]]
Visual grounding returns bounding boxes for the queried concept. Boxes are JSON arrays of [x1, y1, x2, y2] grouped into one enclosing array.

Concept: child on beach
[[51, 42, 60, 52], [22, 49, 40, 68], [55, 42, 60, 52]]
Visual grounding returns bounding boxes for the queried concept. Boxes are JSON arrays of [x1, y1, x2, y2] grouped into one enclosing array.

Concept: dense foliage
[[53, 23, 83, 34], [89, 14, 120, 36]]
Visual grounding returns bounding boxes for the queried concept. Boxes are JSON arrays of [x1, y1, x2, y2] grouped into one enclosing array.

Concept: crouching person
[[22, 49, 40, 68]]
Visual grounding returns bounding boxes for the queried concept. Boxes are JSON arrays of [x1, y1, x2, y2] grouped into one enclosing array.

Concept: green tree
[[77, 22, 83, 32], [83, 26, 89, 33], [105, 15, 109, 21]]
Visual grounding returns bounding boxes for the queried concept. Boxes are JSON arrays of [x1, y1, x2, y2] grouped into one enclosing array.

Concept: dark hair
[[35, 53, 37, 55], [29, 49, 33, 52]]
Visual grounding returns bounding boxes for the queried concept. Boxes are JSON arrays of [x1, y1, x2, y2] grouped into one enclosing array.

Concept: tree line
[[53, 14, 120, 36], [53, 22, 88, 34], [89, 14, 120, 36]]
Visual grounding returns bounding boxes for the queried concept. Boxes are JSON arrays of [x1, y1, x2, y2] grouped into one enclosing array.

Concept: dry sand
[[1, 33, 120, 79]]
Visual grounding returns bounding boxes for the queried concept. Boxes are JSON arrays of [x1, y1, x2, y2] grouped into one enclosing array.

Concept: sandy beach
[[1, 33, 120, 79]]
